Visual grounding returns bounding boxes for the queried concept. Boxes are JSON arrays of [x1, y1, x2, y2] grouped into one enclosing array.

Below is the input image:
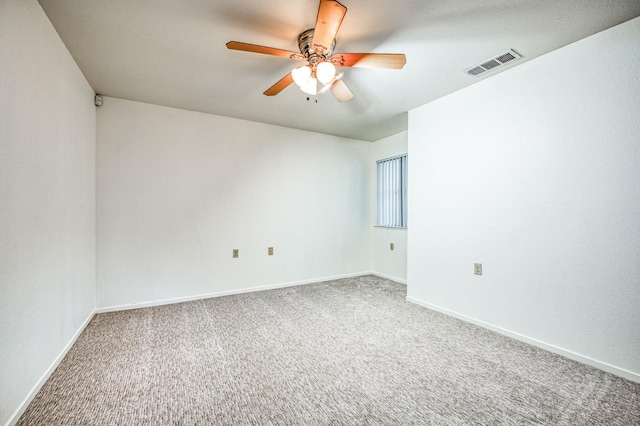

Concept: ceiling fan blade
[[264, 73, 294, 96], [226, 41, 302, 59], [330, 79, 353, 102], [331, 53, 407, 69], [312, 0, 347, 56]]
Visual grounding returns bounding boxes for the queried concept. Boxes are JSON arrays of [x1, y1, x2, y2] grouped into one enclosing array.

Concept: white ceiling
[[38, 0, 640, 141]]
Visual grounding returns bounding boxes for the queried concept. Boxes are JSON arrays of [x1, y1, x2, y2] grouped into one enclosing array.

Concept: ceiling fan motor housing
[[298, 29, 336, 65]]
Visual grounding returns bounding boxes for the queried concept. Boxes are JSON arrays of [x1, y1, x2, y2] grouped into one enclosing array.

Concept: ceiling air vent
[[465, 49, 522, 77]]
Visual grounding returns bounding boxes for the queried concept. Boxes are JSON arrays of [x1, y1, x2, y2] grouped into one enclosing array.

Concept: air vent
[[467, 66, 485, 76], [480, 59, 500, 70], [465, 49, 522, 77]]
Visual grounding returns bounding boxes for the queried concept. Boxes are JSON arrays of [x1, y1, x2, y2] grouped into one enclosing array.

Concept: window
[[376, 154, 407, 228]]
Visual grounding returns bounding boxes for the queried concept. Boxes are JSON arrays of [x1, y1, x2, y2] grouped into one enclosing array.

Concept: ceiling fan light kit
[[226, 0, 406, 102], [291, 61, 336, 96]]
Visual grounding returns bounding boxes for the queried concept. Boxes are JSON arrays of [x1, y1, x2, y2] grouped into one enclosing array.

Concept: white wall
[[407, 17, 640, 381], [371, 132, 408, 283], [0, 1, 96, 424], [96, 98, 371, 309]]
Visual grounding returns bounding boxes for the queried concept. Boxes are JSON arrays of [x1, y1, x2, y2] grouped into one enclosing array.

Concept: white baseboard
[[371, 272, 407, 285], [95, 271, 374, 313], [406, 296, 640, 384], [5, 310, 95, 426]]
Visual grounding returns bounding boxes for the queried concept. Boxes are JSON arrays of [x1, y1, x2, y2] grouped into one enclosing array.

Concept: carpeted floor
[[19, 275, 640, 425]]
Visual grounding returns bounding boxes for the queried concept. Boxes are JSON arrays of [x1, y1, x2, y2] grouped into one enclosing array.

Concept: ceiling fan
[[226, 0, 406, 102]]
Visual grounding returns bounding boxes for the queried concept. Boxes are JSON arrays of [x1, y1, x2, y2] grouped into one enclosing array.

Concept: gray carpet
[[19, 275, 640, 425]]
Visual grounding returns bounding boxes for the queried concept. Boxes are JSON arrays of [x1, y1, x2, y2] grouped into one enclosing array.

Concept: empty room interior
[[1, 0, 639, 424]]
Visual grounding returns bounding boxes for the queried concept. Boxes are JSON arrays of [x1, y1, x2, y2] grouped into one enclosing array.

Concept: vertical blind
[[376, 154, 408, 228]]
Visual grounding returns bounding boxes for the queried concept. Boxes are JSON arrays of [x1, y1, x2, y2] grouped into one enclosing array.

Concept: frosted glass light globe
[[316, 61, 336, 85], [292, 65, 312, 87], [300, 77, 318, 95]]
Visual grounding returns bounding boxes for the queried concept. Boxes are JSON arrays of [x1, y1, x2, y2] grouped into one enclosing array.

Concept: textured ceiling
[[38, 0, 640, 141]]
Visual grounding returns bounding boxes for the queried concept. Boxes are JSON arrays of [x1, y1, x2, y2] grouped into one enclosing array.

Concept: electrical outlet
[[268, 247, 274, 256], [390, 243, 395, 250], [474, 263, 482, 275], [233, 249, 239, 258]]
